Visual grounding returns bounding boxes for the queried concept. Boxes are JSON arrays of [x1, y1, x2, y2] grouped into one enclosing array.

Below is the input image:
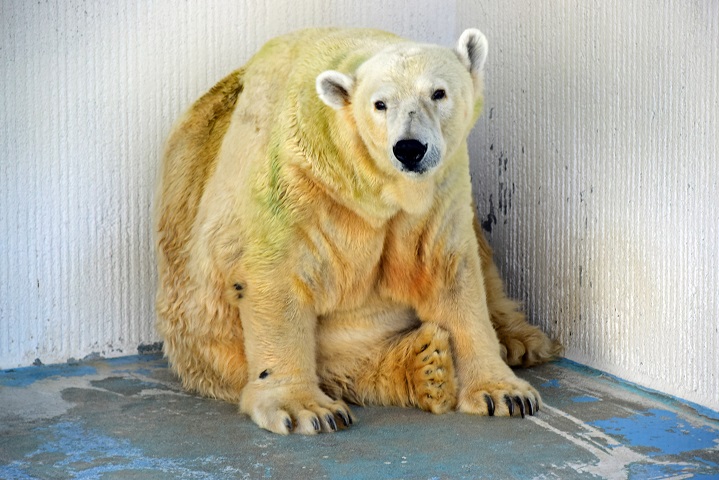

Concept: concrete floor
[[1, 354, 718, 479]]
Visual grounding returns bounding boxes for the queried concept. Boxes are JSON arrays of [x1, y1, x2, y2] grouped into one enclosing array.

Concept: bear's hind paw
[[411, 324, 458, 413], [495, 321, 563, 367]]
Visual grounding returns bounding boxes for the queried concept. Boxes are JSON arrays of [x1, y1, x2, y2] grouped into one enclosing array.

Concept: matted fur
[[155, 28, 561, 435]]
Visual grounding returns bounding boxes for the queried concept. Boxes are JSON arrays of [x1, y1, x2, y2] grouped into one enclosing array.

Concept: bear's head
[[316, 29, 488, 179]]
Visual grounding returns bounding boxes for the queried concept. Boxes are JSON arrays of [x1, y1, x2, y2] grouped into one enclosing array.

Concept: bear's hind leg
[[164, 339, 248, 403], [318, 321, 457, 414], [473, 213, 563, 366]]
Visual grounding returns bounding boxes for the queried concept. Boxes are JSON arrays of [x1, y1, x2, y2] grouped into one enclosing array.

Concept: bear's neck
[[292, 105, 402, 226]]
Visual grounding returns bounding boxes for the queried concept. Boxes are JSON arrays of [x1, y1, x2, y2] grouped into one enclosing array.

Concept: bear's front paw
[[457, 377, 540, 418], [240, 382, 354, 435]]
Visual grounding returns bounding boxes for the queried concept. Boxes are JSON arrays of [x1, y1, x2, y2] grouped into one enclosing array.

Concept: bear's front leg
[[237, 281, 354, 435], [416, 250, 541, 418]]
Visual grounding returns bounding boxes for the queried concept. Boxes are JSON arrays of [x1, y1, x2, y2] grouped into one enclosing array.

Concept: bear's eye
[[374, 100, 387, 111], [431, 89, 446, 101]]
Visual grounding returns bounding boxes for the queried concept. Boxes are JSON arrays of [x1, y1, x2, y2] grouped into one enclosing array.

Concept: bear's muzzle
[[393, 139, 428, 172]]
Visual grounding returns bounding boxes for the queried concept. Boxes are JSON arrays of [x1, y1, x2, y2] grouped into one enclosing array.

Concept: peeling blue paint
[[591, 409, 719, 457], [572, 395, 600, 403], [2, 355, 718, 479], [558, 359, 719, 422], [108, 367, 155, 377], [0, 364, 97, 387], [628, 461, 719, 479], [2, 421, 237, 479], [0, 354, 165, 388], [695, 456, 719, 469], [0, 464, 36, 480], [104, 354, 166, 367]]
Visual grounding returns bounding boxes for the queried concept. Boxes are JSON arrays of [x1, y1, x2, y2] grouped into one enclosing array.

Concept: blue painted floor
[[1, 354, 718, 479]]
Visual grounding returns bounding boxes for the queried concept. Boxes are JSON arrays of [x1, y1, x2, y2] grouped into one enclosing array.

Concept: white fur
[[156, 28, 557, 436], [455, 28, 488, 80]]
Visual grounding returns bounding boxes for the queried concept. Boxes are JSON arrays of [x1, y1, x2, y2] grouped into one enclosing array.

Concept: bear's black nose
[[393, 140, 427, 170]]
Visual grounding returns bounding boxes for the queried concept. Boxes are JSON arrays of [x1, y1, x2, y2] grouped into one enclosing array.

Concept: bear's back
[[239, 28, 404, 120]]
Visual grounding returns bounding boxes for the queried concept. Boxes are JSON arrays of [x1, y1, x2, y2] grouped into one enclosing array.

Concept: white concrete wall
[[461, 0, 719, 411], [1, 1, 718, 411]]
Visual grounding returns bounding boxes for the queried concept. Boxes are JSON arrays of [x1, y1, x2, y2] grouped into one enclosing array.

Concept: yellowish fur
[[155, 28, 560, 435]]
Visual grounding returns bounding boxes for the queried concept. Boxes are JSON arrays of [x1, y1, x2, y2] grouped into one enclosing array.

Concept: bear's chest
[[292, 215, 388, 314]]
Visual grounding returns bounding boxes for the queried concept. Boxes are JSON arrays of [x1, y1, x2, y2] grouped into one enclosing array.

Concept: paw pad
[[411, 327, 458, 413]]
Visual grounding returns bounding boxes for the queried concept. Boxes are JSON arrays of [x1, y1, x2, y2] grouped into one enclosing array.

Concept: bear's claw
[[337, 409, 352, 427], [325, 414, 338, 431], [239, 383, 354, 435], [484, 394, 495, 416], [526, 397, 536, 416], [514, 396, 526, 418], [504, 395, 514, 416], [457, 378, 541, 418]]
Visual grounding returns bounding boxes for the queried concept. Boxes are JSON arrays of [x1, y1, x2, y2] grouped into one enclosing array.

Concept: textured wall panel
[[2, 1, 718, 412], [461, 0, 718, 410], [0, 1, 457, 367]]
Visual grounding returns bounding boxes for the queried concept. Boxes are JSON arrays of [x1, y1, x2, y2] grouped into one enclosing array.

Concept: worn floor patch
[[1, 355, 718, 479]]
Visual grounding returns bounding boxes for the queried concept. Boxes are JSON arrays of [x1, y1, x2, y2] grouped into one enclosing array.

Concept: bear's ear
[[316, 70, 355, 109], [455, 28, 488, 78]]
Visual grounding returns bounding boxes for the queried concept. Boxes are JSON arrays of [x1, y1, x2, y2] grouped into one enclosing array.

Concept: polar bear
[[155, 28, 560, 435]]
